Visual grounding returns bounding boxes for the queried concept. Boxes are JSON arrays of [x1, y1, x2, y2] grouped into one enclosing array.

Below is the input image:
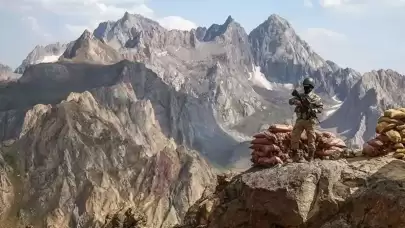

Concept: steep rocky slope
[[0, 60, 216, 228], [322, 69, 405, 146], [16, 13, 364, 145], [177, 156, 405, 228], [60, 30, 122, 64], [63, 13, 293, 149], [249, 15, 361, 100], [15, 42, 67, 74]]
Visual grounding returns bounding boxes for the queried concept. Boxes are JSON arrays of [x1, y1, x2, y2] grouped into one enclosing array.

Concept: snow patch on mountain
[[248, 65, 272, 89], [325, 95, 343, 116], [248, 65, 294, 90], [33, 55, 62, 64]]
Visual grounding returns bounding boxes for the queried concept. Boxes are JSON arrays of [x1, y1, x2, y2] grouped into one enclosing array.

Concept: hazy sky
[[1, 0, 405, 74]]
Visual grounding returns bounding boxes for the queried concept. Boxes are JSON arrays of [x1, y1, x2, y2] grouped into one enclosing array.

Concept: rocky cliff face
[[15, 42, 67, 74], [60, 30, 122, 64], [249, 15, 361, 100], [15, 13, 370, 148], [0, 63, 20, 81], [322, 69, 405, 146], [0, 60, 216, 228], [177, 156, 405, 228], [75, 13, 292, 162]]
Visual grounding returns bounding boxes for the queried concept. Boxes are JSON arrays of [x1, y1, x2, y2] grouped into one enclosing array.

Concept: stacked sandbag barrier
[[363, 108, 405, 159], [250, 124, 347, 166]]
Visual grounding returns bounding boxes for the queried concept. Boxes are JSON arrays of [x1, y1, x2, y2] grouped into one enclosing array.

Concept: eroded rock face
[[0, 61, 216, 228], [14, 42, 67, 74], [177, 156, 405, 228], [0, 63, 20, 81]]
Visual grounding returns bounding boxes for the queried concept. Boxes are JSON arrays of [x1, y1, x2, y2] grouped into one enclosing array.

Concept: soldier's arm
[[311, 95, 323, 113]]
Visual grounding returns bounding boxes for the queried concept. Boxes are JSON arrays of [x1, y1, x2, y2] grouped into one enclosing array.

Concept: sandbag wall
[[250, 124, 347, 166], [363, 108, 405, 159]]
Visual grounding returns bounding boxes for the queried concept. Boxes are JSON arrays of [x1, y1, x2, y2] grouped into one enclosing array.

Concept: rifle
[[291, 89, 320, 123]]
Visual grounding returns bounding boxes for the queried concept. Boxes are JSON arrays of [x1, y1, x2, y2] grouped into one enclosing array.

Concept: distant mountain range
[[0, 12, 404, 227]]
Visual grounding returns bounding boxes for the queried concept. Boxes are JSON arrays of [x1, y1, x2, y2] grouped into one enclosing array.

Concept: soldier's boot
[[307, 150, 315, 162], [292, 149, 306, 163], [290, 149, 299, 162]]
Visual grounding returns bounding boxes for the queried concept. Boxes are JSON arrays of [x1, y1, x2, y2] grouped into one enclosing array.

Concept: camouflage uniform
[[289, 90, 323, 162]]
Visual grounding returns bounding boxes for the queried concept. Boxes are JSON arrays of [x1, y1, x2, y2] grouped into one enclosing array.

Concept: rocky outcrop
[[0, 60, 216, 227], [102, 207, 147, 228], [15, 42, 67, 74], [177, 156, 405, 227]]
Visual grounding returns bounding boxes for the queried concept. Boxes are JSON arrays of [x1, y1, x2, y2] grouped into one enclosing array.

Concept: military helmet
[[302, 77, 315, 88]]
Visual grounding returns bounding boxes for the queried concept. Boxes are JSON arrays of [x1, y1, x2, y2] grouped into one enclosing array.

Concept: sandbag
[[322, 131, 335, 138], [397, 124, 405, 131], [396, 148, 405, 153], [394, 143, 405, 149], [378, 116, 401, 124], [268, 124, 293, 133], [384, 109, 394, 117], [251, 138, 273, 145], [275, 132, 291, 142], [264, 131, 278, 142], [323, 137, 346, 148], [385, 130, 402, 143], [376, 122, 396, 134], [278, 153, 289, 161], [261, 144, 281, 154], [253, 133, 267, 138], [398, 108, 405, 113], [376, 134, 390, 143], [393, 152, 405, 159], [251, 153, 259, 162], [317, 146, 344, 156], [251, 149, 267, 157], [367, 138, 384, 148], [362, 143, 378, 157], [257, 156, 283, 165], [384, 109, 405, 119]]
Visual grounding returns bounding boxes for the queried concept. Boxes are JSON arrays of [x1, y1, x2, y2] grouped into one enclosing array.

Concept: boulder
[[176, 156, 405, 228]]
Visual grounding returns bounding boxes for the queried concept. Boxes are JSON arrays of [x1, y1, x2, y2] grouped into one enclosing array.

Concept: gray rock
[[177, 156, 405, 228], [60, 30, 122, 64], [249, 14, 361, 100], [0, 63, 20, 81], [15, 42, 67, 74], [322, 69, 405, 146], [0, 60, 217, 228]]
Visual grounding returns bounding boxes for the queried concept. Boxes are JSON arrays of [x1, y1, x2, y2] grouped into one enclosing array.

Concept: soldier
[[289, 77, 323, 162]]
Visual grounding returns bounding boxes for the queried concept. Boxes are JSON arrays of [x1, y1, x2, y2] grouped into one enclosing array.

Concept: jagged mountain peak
[[265, 14, 292, 29], [75, 29, 94, 42], [224, 15, 234, 24], [14, 42, 67, 74], [248, 14, 329, 83], [93, 12, 164, 49], [119, 12, 161, 27], [202, 15, 246, 42], [60, 28, 121, 63]]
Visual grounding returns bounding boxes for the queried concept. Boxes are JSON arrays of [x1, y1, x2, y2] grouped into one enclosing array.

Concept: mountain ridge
[[0, 60, 217, 227]]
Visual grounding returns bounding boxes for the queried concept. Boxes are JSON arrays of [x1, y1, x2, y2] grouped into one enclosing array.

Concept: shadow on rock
[[175, 157, 405, 228]]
